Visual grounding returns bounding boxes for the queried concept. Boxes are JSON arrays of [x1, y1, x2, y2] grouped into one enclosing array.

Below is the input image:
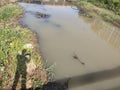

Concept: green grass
[[0, 26, 46, 89], [76, 0, 120, 27], [87, 0, 120, 15], [0, 4, 23, 28], [0, 4, 49, 89]]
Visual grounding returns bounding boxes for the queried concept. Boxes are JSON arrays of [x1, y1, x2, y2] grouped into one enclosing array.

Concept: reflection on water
[[19, 2, 120, 90], [80, 15, 120, 52], [92, 20, 120, 51]]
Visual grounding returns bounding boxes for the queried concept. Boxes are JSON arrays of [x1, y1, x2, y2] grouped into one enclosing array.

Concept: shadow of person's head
[[22, 49, 27, 55], [21, 49, 31, 61]]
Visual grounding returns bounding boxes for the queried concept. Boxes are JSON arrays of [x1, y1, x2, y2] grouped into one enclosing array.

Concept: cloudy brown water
[[19, 2, 120, 90]]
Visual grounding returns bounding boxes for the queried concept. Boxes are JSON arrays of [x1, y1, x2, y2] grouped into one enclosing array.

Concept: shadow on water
[[66, 66, 120, 88], [104, 86, 120, 90], [12, 49, 31, 90], [27, 66, 120, 90], [43, 20, 62, 28]]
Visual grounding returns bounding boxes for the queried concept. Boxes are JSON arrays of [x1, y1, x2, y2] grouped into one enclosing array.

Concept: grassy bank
[[76, 0, 120, 27], [0, 4, 51, 89]]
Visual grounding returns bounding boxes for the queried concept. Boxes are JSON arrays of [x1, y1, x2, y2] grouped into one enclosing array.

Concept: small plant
[[44, 60, 56, 82]]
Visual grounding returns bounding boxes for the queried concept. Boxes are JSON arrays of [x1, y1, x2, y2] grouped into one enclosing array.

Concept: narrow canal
[[19, 2, 120, 90]]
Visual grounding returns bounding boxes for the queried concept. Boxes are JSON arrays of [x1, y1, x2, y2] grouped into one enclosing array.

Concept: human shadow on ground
[[28, 66, 120, 90], [0, 77, 2, 89], [12, 49, 31, 90]]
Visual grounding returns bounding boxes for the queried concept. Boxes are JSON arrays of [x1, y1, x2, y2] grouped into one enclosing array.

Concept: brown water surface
[[19, 2, 120, 90]]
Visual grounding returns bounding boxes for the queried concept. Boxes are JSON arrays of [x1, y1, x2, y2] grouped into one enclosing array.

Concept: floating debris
[[36, 13, 50, 19], [73, 53, 85, 65]]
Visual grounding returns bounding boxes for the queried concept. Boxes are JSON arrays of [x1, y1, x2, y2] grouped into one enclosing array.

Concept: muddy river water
[[19, 2, 120, 90]]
